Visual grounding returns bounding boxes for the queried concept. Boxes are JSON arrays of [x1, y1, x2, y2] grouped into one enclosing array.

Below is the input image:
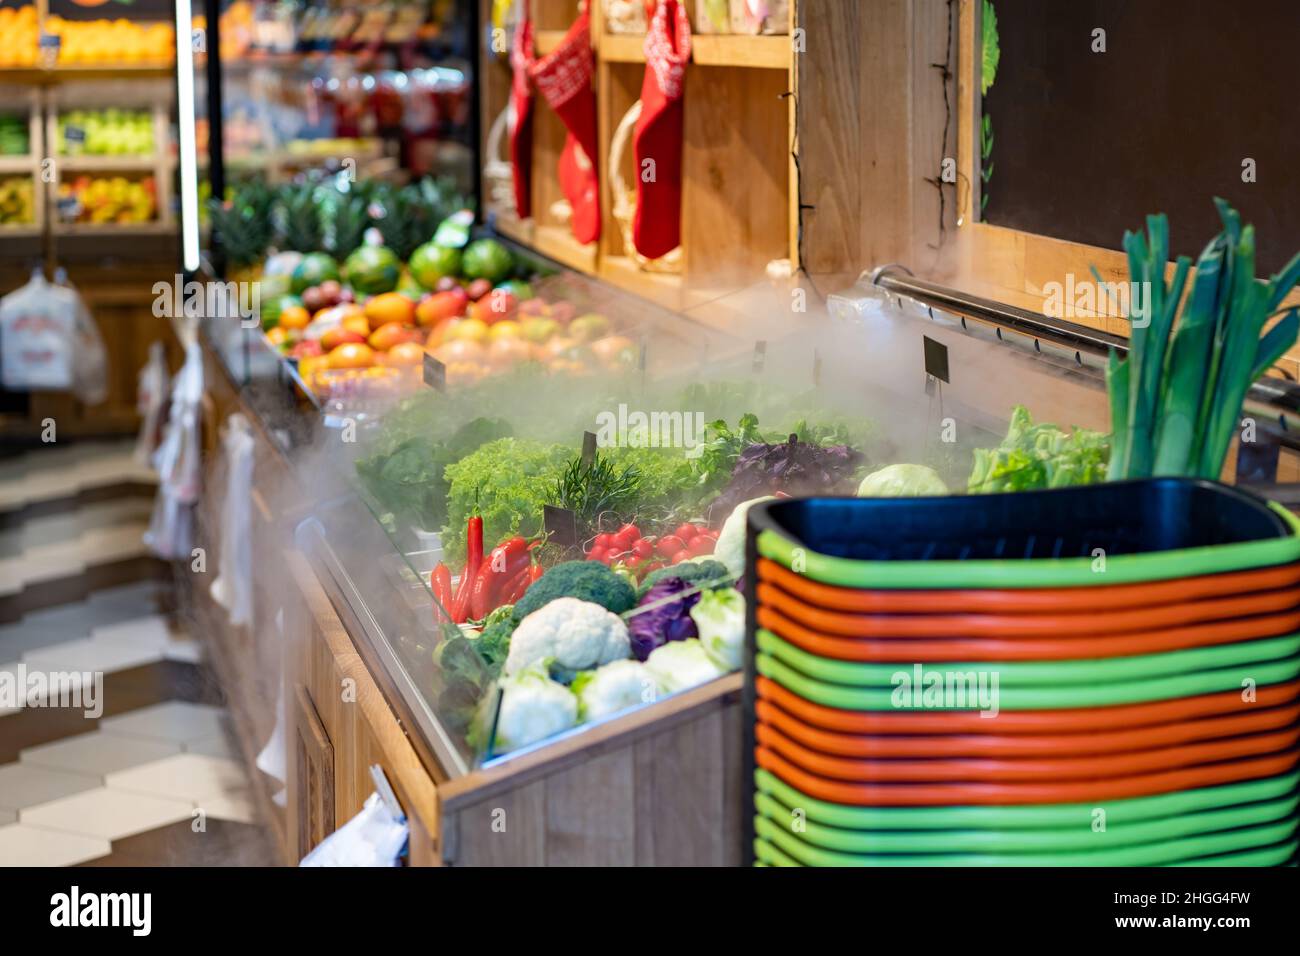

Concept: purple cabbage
[[627, 577, 701, 661]]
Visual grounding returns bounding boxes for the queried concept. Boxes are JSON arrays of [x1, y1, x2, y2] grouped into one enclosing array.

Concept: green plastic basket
[[752, 814, 1299, 866], [755, 767, 1300, 830], [755, 790, 1299, 854], [750, 483, 1300, 590], [756, 629, 1300, 687], [755, 652, 1300, 711]]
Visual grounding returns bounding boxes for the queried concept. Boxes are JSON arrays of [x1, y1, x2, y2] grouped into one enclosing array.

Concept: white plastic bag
[[0, 269, 75, 390], [54, 268, 108, 406], [211, 412, 255, 627], [134, 341, 170, 466], [144, 341, 204, 560], [299, 793, 408, 867]]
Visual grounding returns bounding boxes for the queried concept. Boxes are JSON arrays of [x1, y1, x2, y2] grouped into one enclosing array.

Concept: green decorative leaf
[[981, 0, 1001, 97]]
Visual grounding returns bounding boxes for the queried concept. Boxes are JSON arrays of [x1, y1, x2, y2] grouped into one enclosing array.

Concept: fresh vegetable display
[[967, 405, 1109, 493], [1104, 201, 1300, 481]]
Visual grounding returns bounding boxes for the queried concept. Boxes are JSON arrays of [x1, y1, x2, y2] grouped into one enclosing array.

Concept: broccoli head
[[636, 559, 733, 600], [511, 561, 637, 624]]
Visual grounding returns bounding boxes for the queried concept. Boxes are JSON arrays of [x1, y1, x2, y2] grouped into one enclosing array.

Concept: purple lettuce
[[710, 435, 863, 517], [627, 577, 701, 661]]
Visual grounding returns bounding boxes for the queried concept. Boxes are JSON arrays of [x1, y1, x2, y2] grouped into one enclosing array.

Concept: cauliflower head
[[571, 659, 658, 721], [504, 597, 631, 679], [493, 664, 578, 752]]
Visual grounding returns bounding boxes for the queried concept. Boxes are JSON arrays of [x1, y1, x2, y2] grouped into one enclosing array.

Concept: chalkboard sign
[[980, 0, 1299, 273]]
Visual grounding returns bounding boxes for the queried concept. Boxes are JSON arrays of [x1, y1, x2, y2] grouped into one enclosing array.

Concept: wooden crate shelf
[[480, 0, 798, 314], [601, 31, 789, 69]]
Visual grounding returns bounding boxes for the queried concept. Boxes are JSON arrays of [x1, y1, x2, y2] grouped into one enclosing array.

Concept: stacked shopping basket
[[744, 480, 1300, 866]]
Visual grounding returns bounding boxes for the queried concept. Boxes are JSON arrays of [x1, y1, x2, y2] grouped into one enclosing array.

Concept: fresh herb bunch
[[967, 405, 1109, 493], [681, 413, 765, 502], [442, 438, 573, 565], [1105, 200, 1300, 480], [550, 452, 645, 539]]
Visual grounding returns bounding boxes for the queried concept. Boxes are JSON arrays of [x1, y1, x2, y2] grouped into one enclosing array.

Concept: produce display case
[[197, 243, 1149, 863]]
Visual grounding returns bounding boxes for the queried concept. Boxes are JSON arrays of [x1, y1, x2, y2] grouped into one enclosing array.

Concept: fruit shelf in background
[[0, 86, 43, 235], [45, 80, 176, 236]]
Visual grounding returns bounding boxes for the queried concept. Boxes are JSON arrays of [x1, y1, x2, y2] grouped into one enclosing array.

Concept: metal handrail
[[868, 265, 1300, 419]]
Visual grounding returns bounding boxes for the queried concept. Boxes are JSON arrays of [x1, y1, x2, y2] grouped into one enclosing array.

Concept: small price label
[[65, 125, 85, 147], [581, 430, 597, 466], [752, 340, 767, 374], [812, 348, 822, 388], [543, 505, 578, 548], [923, 335, 950, 384], [39, 33, 62, 50], [422, 351, 446, 391]]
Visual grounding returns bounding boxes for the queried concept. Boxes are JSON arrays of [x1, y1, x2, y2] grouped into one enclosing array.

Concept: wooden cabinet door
[[292, 683, 335, 860]]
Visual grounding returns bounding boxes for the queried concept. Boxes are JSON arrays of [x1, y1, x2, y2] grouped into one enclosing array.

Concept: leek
[[1105, 200, 1300, 482]]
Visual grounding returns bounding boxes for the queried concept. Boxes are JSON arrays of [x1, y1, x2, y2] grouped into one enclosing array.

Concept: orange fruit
[[320, 327, 366, 351], [265, 326, 289, 346], [278, 305, 310, 330], [364, 292, 416, 327], [341, 313, 371, 337], [328, 342, 375, 369], [368, 321, 420, 352], [384, 341, 425, 367]]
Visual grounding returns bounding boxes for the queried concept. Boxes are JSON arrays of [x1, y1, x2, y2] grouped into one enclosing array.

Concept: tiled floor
[[0, 441, 276, 866]]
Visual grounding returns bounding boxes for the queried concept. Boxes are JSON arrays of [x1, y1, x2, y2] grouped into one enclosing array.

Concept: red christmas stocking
[[509, 17, 535, 219], [529, 4, 601, 244], [633, 0, 690, 259]]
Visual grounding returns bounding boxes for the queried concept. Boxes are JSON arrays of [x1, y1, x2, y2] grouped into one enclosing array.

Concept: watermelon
[[263, 251, 303, 277], [261, 294, 302, 331], [344, 245, 402, 295], [258, 271, 292, 303], [290, 252, 339, 294], [495, 279, 534, 301], [408, 242, 463, 288], [461, 239, 514, 284]]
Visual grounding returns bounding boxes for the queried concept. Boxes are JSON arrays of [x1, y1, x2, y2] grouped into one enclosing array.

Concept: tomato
[[669, 549, 691, 565], [632, 538, 655, 559], [673, 523, 698, 543], [688, 535, 715, 557], [657, 535, 686, 559]]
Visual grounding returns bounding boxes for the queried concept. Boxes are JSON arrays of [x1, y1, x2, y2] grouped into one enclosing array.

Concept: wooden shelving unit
[[44, 78, 176, 237], [479, 0, 799, 313], [0, 86, 44, 239]]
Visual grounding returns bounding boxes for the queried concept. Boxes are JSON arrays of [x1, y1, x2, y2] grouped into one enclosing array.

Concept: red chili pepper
[[529, 563, 544, 582], [467, 515, 484, 575], [471, 536, 529, 619], [450, 514, 485, 623], [430, 563, 453, 624]]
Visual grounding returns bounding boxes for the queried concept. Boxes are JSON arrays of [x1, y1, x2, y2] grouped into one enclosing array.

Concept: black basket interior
[[750, 480, 1290, 563]]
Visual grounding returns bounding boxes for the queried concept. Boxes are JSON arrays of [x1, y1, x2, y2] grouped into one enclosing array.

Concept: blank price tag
[[422, 351, 446, 391], [752, 340, 767, 374], [543, 505, 578, 548], [581, 430, 598, 466], [923, 335, 950, 384]]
